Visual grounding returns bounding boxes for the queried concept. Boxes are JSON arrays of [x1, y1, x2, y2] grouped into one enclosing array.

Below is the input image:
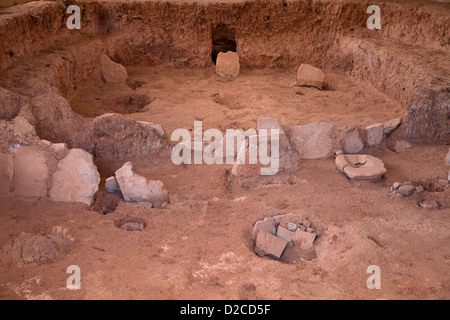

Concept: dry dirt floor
[[0, 65, 449, 300]]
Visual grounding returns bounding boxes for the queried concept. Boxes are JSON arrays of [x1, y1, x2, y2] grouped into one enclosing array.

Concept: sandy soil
[[70, 66, 403, 134]]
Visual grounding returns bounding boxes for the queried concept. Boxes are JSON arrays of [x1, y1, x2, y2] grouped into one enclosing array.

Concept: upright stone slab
[[343, 129, 364, 154], [50, 149, 100, 206], [444, 149, 450, 166], [215, 51, 240, 77], [383, 117, 402, 135], [13, 116, 36, 144], [286, 122, 336, 159], [257, 118, 300, 173], [14, 146, 49, 197], [105, 176, 121, 193], [99, 53, 128, 83], [366, 123, 384, 146], [254, 229, 288, 259], [297, 64, 325, 89]]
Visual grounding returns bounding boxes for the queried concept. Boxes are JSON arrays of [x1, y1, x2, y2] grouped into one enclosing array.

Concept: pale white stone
[[50, 149, 100, 206]]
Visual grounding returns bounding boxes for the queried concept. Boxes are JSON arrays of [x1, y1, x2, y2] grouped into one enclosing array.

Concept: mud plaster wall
[[0, 0, 449, 143]]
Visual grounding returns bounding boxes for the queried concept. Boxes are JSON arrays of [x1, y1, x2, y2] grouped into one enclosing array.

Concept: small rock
[[394, 140, 412, 153], [390, 182, 402, 192], [51, 143, 69, 160], [299, 225, 306, 231], [306, 227, 315, 233], [105, 176, 121, 193], [415, 186, 424, 194], [418, 200, 439, 210], [215, 51, 240, 77], [136, 121, 164, 137], [297, 64, 325, 90], [120, 222, 145, 231], [438, 179, 448, 187], [403, 181, 412, 186], [396, 185, 415, 197], [254, 229, 288, 259], [287, 222, 297, 232]]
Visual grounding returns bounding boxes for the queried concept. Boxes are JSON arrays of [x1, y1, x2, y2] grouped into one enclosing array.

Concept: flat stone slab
[[215, 51, 240, 77], [276, 226, 295, 246], [115, 162, 169, 207], [251, 218, 276, 241], [292, 228, 316, 250], [297, 64, 324, 89], [254, 229, 288, 259], [335, 154, 386, 180]]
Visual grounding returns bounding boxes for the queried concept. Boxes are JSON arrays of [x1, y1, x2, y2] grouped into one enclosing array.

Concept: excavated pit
[[0, 1, 448, 171], [0, 0, 449, 300]]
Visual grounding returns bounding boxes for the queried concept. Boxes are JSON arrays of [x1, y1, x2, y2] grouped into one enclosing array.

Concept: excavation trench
[[0, 0, 448, 171]]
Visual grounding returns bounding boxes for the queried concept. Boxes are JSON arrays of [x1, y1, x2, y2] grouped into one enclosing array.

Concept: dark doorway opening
[[211, 25, 237, 64]]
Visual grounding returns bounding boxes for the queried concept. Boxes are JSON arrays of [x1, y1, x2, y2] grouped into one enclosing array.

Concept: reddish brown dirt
[[0, 143, 449, 300], [70, 65, 403, 133], [0, 0, 449, 301]]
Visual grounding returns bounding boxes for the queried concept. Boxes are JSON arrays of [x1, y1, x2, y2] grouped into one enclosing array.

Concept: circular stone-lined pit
[[250, 213, 321, 264]]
